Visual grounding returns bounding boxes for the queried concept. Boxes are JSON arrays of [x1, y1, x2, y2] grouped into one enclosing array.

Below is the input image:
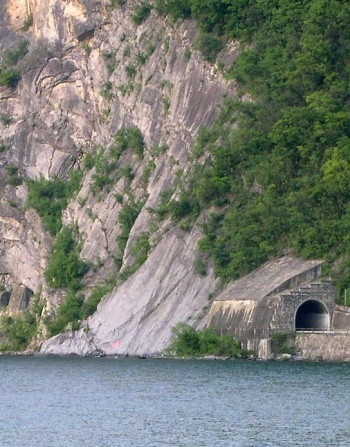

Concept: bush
[[114, 126, 145, 159], [27, 171, 82, 236], [166, 323, 241, 357], [0, 69, 20, 88], [44, 226, 89, 290], [110, 0, 126, 6], [0, 114, 12, 126], [81, 285, 112, 319], [0, 313, 37, 352], [271, 333, 295, 355], [131, 2, 152, 25], [114, 197, 144, 269], [0, 144, 10, 152], [125, 64, 136, 79], [154, 0, 191, 20], [6, 165, 23, 186], [22, 13, 33, 31], [4, 41, 29, 66], [46, 291, 84, 337], [195, 32, 224, 62], [0, 294, 43, 352]]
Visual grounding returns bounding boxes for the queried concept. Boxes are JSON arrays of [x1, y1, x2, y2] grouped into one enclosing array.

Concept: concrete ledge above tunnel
[[295, 300, 330, 331]]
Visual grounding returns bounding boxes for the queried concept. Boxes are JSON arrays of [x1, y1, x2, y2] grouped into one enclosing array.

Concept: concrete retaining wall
[[295, 333, 350, 361], [333, 305, 350, 330]]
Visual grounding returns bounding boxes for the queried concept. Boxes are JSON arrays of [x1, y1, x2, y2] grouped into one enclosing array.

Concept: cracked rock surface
[[1, 0, 236, 355]]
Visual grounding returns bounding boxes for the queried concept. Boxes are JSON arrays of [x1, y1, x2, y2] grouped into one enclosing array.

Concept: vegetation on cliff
[[156, 0, 350, 296], [166, 323, 243, 358]]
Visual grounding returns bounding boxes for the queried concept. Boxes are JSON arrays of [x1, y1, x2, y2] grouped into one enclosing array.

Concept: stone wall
[[333, 305, 350, 330], [272, 280, 336, 333], [295, 333, 350, 361], [0, 286, 33, 313]]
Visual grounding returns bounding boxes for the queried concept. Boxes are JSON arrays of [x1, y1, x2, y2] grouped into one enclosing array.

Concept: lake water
[[0, 356, 349, 447]]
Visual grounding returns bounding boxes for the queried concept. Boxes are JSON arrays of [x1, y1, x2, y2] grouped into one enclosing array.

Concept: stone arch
[[295, 300, 330, 331]]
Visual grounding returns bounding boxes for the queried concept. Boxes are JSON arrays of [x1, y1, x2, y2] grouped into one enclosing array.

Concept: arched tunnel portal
[[295, 300, 330, 331]]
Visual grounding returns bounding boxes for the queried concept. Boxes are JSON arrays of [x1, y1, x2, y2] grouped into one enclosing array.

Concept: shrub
[[154, 0, 191, 20], [271, 333, 295, 355], [0, 69, 20, 89], [0, 294, 43, 352], [114, 126, 145, 159], [0, 114, 12, 125], [193, 258, 207, 276], [110, 0, 126, 6], [0, 312, 37, 352], [81, 285, 112, 319], [131, 2, 152, 25], [44, 226, 89, 290], [0, 144, 10, 152], [166, 323, 241, 358], [125, 64, 136, 79], [22, 12, 33, 31], [27, 171, 82, 236], [46, 291, 84, 336], [114, 197, 144, 269], [194, 32, 224, 63], [4, 41, 29, 66], [6, 165, 23, 186], [101, 81, 114, 100]]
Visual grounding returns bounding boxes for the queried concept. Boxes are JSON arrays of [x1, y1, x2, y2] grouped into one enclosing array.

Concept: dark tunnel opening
[[295, 300, 329, 331]]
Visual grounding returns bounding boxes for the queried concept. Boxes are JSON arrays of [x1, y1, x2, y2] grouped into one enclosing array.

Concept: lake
[[0, 356, 349, 446]]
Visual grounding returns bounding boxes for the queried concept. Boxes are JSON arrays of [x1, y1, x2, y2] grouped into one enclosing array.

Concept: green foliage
[[0, 295, 43, 352], [110, 0, 126, 6], [151, 189, 174, 220], [0, 68, 20, 88], [193, 258, 207, 276], [121, 164, 135, 184], [114, 197, 144, 269], [0, 143, 10, 152], [46, 291, 84, 337], [4, 41, 29, 66], [81, 285, 112, 319], [22, 12, 34, 31], [166, 323, 241, 358], [136, 51, 147, 65], [119, 232, 151, 280], [0, 312, 37, 352], [156, 1, 350, 286], [27, 171, 82, 236], [114, 126, 145, 159], [154, 0, 191, 20], [89, 146, 118, 193], [45, 284, 112, 337], [125, 64, 136, 79], [86, 135, 144, 194], [168, 195, 200, 222], [141, 160, 156, 186], [131, 2, 152, 25], [44, 226, 89, 291], [271, 333, 295, 355], [194, 32, 224, 62], [0, 114, 12, 125], [101, 81, 114, 100], [6, 165, 23, 186]]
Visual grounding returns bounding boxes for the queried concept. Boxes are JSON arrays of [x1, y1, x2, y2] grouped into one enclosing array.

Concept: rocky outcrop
[[1, 0, 234, 353], [42, 228, 220, 356]]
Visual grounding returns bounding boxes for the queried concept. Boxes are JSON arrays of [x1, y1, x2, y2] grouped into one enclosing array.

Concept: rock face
[[1, 0, 233, 353]]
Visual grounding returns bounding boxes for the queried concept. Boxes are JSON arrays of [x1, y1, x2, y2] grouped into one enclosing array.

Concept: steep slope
[[0, 0, 235, 353]]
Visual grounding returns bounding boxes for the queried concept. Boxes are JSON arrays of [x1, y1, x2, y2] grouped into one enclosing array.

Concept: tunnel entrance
[[295, 300, 330, 331]]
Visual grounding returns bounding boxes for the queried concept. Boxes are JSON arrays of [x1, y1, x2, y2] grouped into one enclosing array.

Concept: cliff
[[0, 0, 235, 354]]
